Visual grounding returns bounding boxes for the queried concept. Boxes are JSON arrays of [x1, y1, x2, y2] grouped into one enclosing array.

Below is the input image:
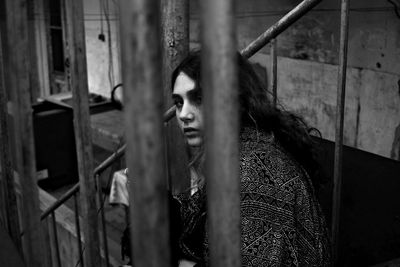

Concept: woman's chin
[[186, 137, 203, 148]]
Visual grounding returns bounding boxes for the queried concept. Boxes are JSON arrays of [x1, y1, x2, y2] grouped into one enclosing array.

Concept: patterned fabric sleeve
[[240, 139, 330, 266], [176, 128, 331, 266]]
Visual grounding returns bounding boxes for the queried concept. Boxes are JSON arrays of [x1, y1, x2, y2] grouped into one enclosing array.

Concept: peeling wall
[[191, 0, 400, 159], [83, 0, 121, 98], [250, 54, 400, 159], [83, 0, 400, 159]]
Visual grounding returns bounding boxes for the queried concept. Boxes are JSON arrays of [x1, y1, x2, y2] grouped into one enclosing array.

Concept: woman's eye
[[174, 99, 183, 109]]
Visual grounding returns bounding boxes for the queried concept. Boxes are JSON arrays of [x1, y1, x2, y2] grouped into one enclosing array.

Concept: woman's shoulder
[[240, 127, 307, 187]]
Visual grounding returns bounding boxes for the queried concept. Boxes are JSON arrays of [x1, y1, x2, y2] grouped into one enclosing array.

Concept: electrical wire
[[387, 0, 400, 18], [101, 0, 116, 93]]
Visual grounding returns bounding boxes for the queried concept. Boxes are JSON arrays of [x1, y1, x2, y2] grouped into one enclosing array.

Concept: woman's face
[[172, 72, 204, 148]]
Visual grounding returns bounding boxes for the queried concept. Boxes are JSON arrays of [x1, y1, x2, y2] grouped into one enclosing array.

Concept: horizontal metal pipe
[[240, 0, 322, 58], [40, 106, 176, 220]]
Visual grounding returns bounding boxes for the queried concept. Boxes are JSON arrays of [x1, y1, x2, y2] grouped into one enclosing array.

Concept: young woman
[[171, 50, 331, 267]]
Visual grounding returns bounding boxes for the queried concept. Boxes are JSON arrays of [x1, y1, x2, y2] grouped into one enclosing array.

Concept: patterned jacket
[[175, 127, 331, 266]]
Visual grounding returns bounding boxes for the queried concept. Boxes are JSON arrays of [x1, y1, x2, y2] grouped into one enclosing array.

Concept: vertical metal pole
[[332, 0, 350, 264], [270, 38, 278, 107], [161, 0, 190, 194], [96, 174, 110, 267], [0, 26, 22, 252], [4, 0, 45, 265], [73, 193, 84, 267], [51, 212, 62, 267], [200, 0, 241, 266], [64, 0, 101, 266], [120, 0, 170, 266], [27, 0, 40, 104]]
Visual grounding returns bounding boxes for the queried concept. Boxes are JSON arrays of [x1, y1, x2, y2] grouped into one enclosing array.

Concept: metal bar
[[51, 212, 62, 267], [120, 0, 170, 265], [332, 0, 350, 264], [73, 193, 84, 267], [200, 0, 241, 266], [270, 38, 278, 107], [240, 0, 322, 59], [64, 0, 101, 265], [0, 25, 22, 251], [41, 217, 53, 267], [96, 174, 110, 267], [40, 107, 176, 221], [4, 0, 45, 265], [161, 0, 190, 194], [41, 183, 79, 220], [27, 0, 40, 103]]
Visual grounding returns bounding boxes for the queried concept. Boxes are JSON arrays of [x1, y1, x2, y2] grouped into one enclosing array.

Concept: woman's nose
[[179, 103, 194, 122]]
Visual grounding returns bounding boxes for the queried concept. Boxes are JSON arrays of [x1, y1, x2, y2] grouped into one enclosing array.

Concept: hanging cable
[[387, 0, 400, 18], [98, 0, 105, 41], [101, 0, 115, 93]]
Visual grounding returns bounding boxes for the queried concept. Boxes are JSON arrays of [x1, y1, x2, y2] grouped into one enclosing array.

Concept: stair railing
[[39, 0, 346, 265]]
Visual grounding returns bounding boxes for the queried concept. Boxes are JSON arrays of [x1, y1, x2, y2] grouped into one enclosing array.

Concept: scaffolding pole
[[332, 0, 350, 264], [120, 0, 171, 266], [161, 0, 190, 194], [0, 19, 22, 253], [64, 0, 101, 266], [3, 0, 45, 265], [200, 0, 241, 266], [241, 0, 322, 59], [270, 38, 278, 107]]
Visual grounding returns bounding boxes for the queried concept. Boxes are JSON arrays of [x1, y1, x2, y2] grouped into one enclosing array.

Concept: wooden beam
[[64, 0, 101, 266], [120, 0, 171, 266], [0, 20, 22, 253], [161, 0, 190, 194], [332, 0, 350, 264], [3, 0, 45, 265], [200, 0, 241, 266]]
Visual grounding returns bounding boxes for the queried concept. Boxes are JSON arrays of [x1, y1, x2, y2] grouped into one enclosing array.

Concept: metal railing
[[1, 0, 351, 265], [40, 0, 328, 265], [39, 105, 176, 266]]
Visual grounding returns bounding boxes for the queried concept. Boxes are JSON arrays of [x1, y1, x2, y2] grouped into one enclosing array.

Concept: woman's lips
[[183, 128, 199, 136]]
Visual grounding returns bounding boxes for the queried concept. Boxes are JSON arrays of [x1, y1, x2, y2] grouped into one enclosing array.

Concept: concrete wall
[[190, 0, 400, 159], [83, 0, 400, 159], [83, 0, 121, 98]]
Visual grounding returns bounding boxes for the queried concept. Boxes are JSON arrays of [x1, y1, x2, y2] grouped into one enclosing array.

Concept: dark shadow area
[[315, 138, 400, 266], [0, 227, 25, 267]]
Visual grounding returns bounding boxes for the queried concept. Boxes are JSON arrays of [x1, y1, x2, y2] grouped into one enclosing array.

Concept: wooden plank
[[161, 0, 190, 194], [332, 0, 350, 264], [3, 0, 45, 265], [200, 0, 241, 266], [64, 0, 101, 266], [120, 0, 170, 266], [0, 23, 22, 251]]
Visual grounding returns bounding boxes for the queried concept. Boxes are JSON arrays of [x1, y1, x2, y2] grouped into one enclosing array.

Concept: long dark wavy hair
[[171, 50, 322, 190]]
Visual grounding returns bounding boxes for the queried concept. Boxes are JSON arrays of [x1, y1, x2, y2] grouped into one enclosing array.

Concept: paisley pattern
[[176, 127, 331, 266]]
